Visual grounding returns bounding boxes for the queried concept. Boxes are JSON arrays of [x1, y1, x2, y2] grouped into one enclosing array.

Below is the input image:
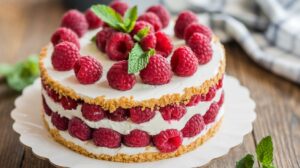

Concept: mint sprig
[[0, 55, 39, 92], [91, 5, 137, 33], [128, 43, 155, 74], [236, 136, 275, 168], [133, 27, 150, 42]]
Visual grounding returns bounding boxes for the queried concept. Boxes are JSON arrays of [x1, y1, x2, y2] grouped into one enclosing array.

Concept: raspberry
[[159, 104, 186, 121], [68, 117, 92, 141], [203, 86, 217, 101], [95, 28, 116, 52], [107, 61, 136, 91], [131, 21, 155, 37], [171, 46, 198, 76], [106, 32, 134, 60], [137, 12, 162, 31], [188, 33, 213, 65], [181, 114, 205, 137], [216, 77, 223, 89], [81, 103, 106, 121], [146, 5, 170, 28], [74, 56, 103, 84], [107, 108, 128, 121], [85, 9, 103, 29], [61, 96, 78, 110], [51, 27, 80, 49], [184, 22, 212, 41], [61, 9, 88, 37], [153, 129, 182, 153], [140, 33, 156, 51], [42, 96, 53, 116], [140, 54, 172, 85], [93, 128, 121, 148], [51, 42, 80, 71], [129, 107, 155, 124], [123, 129, 150, 147], [203, 102, 219, 124], [51, 112, 69, 131], [174, 10, 198, 38], [186, 94, 202, 107], [218, 92, 225, 106], [45, 86, 60, 102], [109, 0, 128, 16], [155, 31, 173, 58]]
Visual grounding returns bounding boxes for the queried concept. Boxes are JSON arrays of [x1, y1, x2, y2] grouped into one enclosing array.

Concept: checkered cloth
[[163, 0, 300, 84]]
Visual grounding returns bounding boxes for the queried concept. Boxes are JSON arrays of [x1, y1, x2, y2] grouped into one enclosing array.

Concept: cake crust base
[[42, 113, 223, 163]]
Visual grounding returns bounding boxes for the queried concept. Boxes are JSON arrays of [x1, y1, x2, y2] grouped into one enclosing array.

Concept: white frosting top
[[42, 21, 225, 101]]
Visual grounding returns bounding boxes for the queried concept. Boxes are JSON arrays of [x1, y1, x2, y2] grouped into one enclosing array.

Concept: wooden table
[[0, 0, 299, 167]]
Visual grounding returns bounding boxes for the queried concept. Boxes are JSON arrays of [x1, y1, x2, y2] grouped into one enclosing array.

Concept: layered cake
[[39, 1, 225, 163]]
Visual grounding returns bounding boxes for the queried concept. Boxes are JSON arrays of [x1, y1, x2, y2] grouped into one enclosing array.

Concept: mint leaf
[[133, 26, 150, 42], [236, 154, 255, 168], [128, 44, 154, 74], [256, 136, 274, 167], [123, 6, 138, 33], [0, 64, 14, 76], [91, 5, 123, 30]]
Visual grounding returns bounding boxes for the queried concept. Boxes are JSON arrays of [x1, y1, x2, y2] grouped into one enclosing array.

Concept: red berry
[[153, 129, 182, 153], [188, 33, 212, 65], [146, 5, 170, 28], [129, 107, 155, 124], [203, 86, 217, 101], [74, 56, 103, 84], [218, 92, 225, 106], [171, 46, 198, 76], [93, 128, 121, 148], [174, 10, 198, 38], [181, 114, 205, 137], [159, 104, 186, 121], [106, 32, 134, 61], [81, 103, 106, 121], [109, 0, 128, 16], [85, 9, 103, 29], [95, 28, 116, 52], [216, 77, 223, 89], [51, 42, 80, 71], [61, 96, 78, 110], [51, 112, 69, 131], [123, 129, 150, 147], [131, 21, 155, 36], [140, 33, 157, 51], [61, 9, 88, 37], [203, 102, 219, 124], [137, 12, 162, 31], [140, 54, 172, 85], [51, 27, 80, 49], [68, 117, 92, 141], [107, 61, 136, 91], [107, 108, 128, 121], [186, 94, 202, 107], [45, 86, 61, 102], [42, 96, 53, 116], [155, 31, 173, 58], [184, 22, 212, 41]]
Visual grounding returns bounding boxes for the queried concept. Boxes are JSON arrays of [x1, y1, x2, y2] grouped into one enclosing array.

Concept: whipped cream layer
[[42, 21, 225, 101], [42, 88, 223, 135]]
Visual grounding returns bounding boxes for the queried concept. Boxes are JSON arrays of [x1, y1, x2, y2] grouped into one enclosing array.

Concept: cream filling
[[44, 107, 224, 156], [42, 88, 223, 135]]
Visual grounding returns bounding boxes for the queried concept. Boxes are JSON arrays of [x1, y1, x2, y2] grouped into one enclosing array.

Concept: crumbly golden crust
[[39, 38, 225, 112], [43, 113, 223, 163]]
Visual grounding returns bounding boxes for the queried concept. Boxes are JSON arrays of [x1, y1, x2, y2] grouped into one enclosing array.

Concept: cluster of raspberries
[[49, 1, 214, 91], [43, 82, 224, 152]]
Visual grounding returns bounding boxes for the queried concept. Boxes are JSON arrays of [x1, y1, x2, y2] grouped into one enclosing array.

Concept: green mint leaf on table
[[0, 55, 39, 92], [123, 6, 138, 33], [236, 154, 255, 168], [128, 44, 155, 74], [133, 27, 150, 42], [256, 136, 274, 167]]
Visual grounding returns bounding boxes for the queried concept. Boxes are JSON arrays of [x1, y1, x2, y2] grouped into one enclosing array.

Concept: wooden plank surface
[[0, 0, 299, 167]]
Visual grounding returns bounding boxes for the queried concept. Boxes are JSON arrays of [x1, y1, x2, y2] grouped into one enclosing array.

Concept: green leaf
[[256, 136, 274, 167], [236, 154, 255, 168], [128, 44, 155, 74], [0, 64, 14, 76], [91, 5, 123, 30], [133, 26, 150, 42], [91, 35, 97, 43], [123, 6, 138, 33]]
